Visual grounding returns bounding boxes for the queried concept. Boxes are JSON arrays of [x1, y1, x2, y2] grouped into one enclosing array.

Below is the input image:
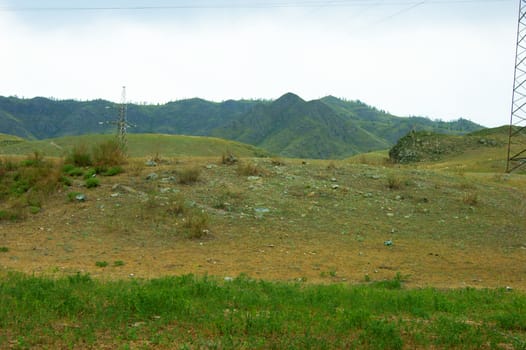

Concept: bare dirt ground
[[1, 157, 525, 290]]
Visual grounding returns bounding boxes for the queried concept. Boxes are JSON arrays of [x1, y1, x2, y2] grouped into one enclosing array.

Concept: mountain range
[[0, 93, 483, 159]]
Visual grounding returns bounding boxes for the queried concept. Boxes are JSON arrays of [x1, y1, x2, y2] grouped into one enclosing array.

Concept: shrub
[[237, 162, 263, 177], [67, 167, 84, 177], [67, 192, 84, 202], [66, 144, 92, 167], [92, 140, 125, 168], [177, 167, 201, 185], [102, 166, 123, 176], [21, 151, 45, 167], [386, 174, 403, 190], [463, 192, 478, 206], [95, 261, 109, 268], [0, 246, 8, 253], [83, 168, 97, 179], [183, 210, 209, 239], [85, 178, 100, 189], [221, 150, 238, 165]]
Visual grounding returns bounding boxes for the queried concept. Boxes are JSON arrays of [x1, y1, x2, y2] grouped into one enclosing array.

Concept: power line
[[0, 0, 511, 12]]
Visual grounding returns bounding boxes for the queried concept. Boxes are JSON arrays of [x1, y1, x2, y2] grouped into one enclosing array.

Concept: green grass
[[0, 272, 524, 349], [0, 133, 271, 158]]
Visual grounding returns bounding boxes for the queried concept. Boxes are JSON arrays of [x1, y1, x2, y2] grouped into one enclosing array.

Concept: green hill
[[0, 94, 483, 159], [0, 133, 270, 158]]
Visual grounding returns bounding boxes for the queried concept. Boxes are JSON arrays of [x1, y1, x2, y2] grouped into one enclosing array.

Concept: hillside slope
[[0, 133, 270, 158]]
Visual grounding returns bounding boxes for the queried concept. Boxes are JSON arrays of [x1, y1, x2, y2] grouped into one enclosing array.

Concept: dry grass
[[0, 154, 525, 291]]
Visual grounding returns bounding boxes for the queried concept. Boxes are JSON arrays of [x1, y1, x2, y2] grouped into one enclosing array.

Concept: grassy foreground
[[1, 272, 525, 349]]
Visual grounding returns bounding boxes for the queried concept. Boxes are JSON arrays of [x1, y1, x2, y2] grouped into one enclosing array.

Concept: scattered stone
[[330, 177, 337, 182], [384, 240, 393, 246], [224, 276, 233, 282], [364, 193, 373, 198], [159, 187, 172, 194], [395, 195, 402, 200], [112, 184, 140, 194], [160, 176, 177, 183], [75, 194, 86, 202], [206, 164, 217, 169], [254, 207, 270, 217], [247, 176, 261, 181], [132, 322, 146, 328], [387, 213, 394, 217], [145, 160, 157, 167], [331, 184, 340, 190], [506, 286, 513, 292], [110, 193, 119, 198], [146, 173, 158, 181]]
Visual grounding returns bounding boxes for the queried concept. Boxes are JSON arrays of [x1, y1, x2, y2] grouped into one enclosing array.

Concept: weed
[[29, 206, 40, 215], [67, 192, 84, 202], [85, 178, 100, 189], [326, 161, 337, 170], [386, 174, 403, 190], [177, 167, 201, 185], [0, 246, 8, 253], [371, 273, 404, 289], [102, 166, 123, 176], [359, 319, 403, 350], [183, 210, 209, 239], [92, 140, 126, 168], [222, 150, 238, 165], [237, 162, 264, 177], [270, 158, 286, 166], [59, 176, 72, 186], [113, 260, 125, 267], [66, 144, 93, 166], [21, 151, 45, 167], [364, 274, 371, 282], [463, 191, 478, 206], [67, 167, 84, 177], [95, 261, 109, 268]]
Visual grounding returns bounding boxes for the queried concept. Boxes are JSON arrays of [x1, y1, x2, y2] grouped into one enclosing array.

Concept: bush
[[386, 174, 403, 190], [66, 167, 84, 177], [85, 178, 100, 189], [95, 261, 108, 268], [102, 166, 123, 176], [183, 210, 209, 239], [463, 192, 478, 206], [66, 144, 92, 167], [237, 162, 264, 177], [177, 167, 201, 185], [92, 140, 125, 169], [221, 150, 238, 165]]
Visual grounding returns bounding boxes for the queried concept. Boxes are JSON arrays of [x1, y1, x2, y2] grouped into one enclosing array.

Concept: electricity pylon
[[115, 86, 129, 152], [507, 0, 526, 172]]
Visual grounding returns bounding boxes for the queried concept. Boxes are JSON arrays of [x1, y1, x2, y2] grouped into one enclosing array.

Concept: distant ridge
[[0, 93, 483, 159]]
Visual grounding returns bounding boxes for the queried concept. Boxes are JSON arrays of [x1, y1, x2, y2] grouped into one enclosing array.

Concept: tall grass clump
[[177, 167, 201, 185], [237, 162, 264, 177], [0, 153, 62, 220], [65, 144, 92, 167], [92, 140, 126, 169], [386, 174, 403, 190], [183, 210, 209, 239]]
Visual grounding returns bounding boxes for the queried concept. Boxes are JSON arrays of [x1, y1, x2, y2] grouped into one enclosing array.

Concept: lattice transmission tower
[[117, 86, 129, 151], [507, 0, 526, 172]]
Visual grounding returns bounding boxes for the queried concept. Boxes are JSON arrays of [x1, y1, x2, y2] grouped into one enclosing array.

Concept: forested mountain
[[0, 93, 483, 159]]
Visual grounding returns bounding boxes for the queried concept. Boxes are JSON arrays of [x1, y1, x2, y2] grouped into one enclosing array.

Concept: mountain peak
[[274, 92, 304, 106]]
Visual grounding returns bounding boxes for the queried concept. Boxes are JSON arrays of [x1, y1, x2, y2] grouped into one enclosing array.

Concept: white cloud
[[0, 2, 518, 127]]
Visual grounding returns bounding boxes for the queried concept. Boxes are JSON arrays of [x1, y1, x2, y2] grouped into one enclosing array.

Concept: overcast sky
[[0, 0, 518, 127]]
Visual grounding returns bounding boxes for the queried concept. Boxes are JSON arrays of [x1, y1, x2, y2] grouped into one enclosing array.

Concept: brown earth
[[1, 157, 525, 290]]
